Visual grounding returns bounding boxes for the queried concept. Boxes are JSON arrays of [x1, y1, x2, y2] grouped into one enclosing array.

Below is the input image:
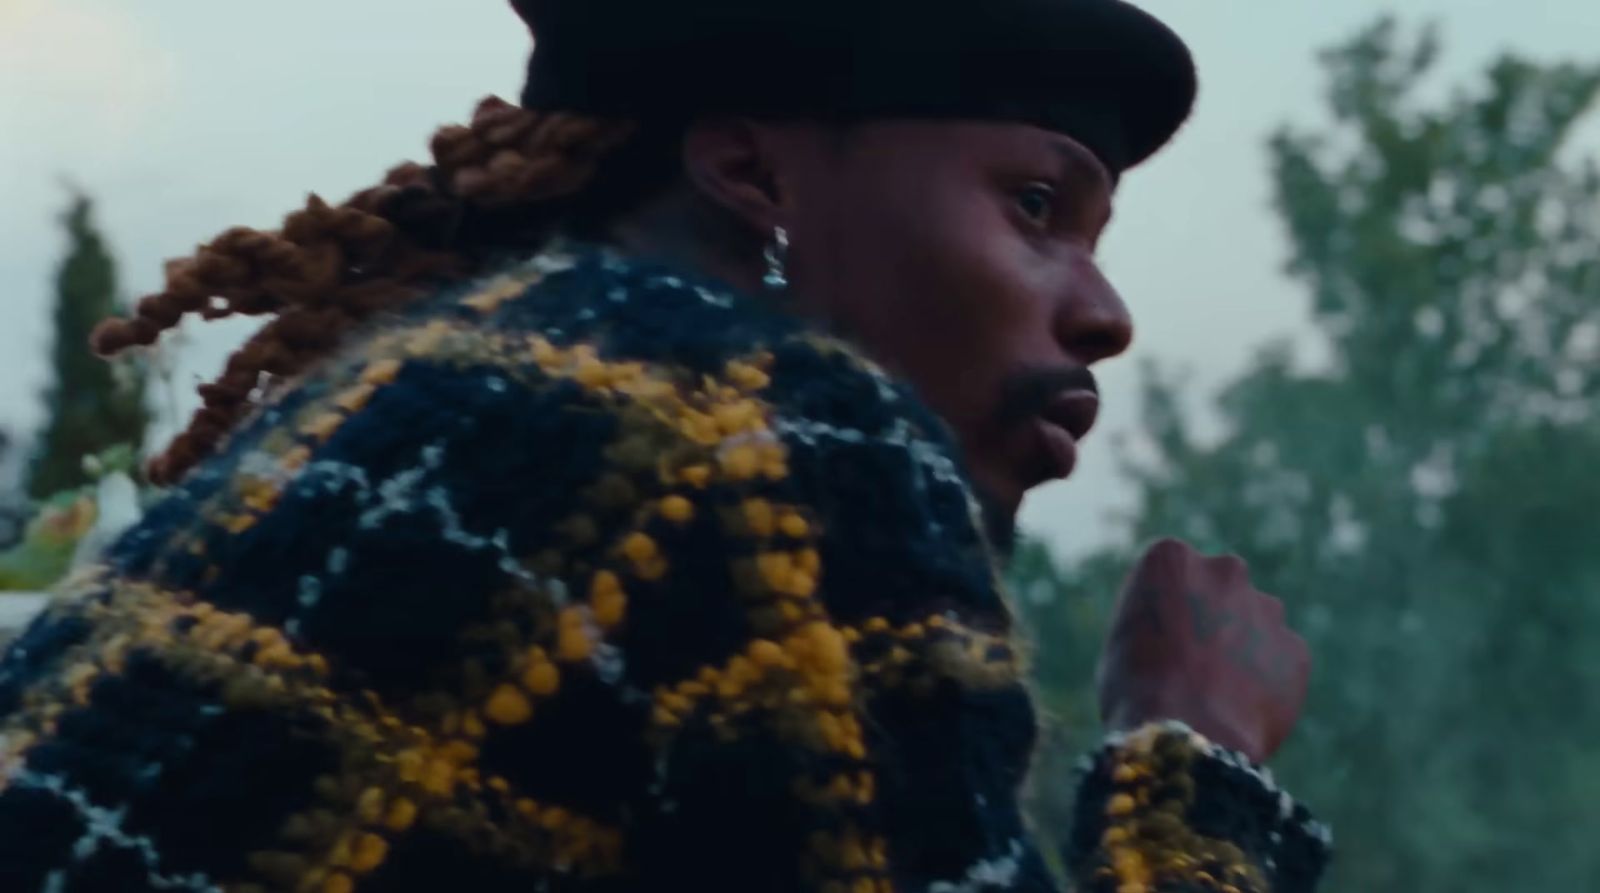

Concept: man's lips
[[1030, 389, 1101, 482], [991, 367, 1102, 496], [1039, 389, 1101, 442]]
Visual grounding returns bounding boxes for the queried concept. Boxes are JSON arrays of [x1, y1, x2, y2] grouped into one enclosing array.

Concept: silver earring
[[762, 226, 790, 291]]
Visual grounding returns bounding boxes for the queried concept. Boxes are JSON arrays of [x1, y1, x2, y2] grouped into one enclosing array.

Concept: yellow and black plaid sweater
[[0, 245, 1329, 892]]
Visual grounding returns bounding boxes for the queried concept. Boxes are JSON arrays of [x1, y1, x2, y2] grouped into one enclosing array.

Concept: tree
[[28, 194, 148, 499], [1013, 20, 1600, 891]]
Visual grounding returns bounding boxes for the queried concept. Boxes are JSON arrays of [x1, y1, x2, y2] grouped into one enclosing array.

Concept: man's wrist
[[1101, 703, 1266, 762], [1066, 721, 1331, 893]]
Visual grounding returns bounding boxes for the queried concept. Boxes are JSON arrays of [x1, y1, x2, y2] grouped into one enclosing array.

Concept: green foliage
[[0, 489, 96, 592], [1013, 19, 1600, 890], [0, 446, 149, 594], [28, 194, 148, 499]]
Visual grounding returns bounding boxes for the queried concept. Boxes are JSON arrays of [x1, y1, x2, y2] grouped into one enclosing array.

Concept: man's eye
[[1016, 183, 1056, 225]]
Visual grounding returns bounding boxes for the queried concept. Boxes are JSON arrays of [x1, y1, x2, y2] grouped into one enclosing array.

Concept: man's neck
[[604, 188, 766, 298]]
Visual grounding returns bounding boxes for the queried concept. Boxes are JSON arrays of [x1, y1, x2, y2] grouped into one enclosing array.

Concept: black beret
[[512, 0, 1196, 176]]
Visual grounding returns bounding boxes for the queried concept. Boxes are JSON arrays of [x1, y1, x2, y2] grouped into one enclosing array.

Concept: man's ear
[[680, 119, 784, 232]]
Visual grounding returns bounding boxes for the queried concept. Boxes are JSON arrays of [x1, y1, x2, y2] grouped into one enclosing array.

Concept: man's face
[[778, 121, 1133, 538]]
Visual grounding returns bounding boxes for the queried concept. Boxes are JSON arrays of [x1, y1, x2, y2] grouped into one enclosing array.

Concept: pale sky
[[2, 0, 1598, 558]]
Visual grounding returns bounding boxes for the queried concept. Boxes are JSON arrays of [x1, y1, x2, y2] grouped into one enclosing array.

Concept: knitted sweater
[[0, 244, 1330, 892]]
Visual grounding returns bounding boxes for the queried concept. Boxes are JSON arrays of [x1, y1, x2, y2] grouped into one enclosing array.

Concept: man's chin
[[976, 489, 1019, 561]]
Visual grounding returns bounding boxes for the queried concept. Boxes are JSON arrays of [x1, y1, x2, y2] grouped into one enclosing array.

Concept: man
[[0, 1, 1328, 890]]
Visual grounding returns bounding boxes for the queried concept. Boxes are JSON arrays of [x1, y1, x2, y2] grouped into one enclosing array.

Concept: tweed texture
[[0, 245, 1327, 892]]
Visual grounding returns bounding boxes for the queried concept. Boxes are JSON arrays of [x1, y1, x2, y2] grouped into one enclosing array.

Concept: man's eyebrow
[[1051, 139, 1115, 228], [1051, 139, 1114, 196]]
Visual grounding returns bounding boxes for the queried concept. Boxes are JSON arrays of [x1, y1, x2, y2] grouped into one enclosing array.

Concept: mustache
[[995, 366, 1099, 426]]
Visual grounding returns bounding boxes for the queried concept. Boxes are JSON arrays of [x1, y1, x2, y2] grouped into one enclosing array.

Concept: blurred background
[[3, 1, 1598, 888]]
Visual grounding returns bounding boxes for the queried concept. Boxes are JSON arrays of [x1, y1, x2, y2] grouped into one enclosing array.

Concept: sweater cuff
[[1064, 721, 1332, 893]]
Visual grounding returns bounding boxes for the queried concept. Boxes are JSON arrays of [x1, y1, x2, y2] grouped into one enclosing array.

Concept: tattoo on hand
[[1230, 623, 1300, 696], [1188, 596, 1301, 696], [1235, 623, 1263, 669], [1260, 642, 1302, 697], [1135, 588, 1166, 634], [1187, 592, 1233, 642]]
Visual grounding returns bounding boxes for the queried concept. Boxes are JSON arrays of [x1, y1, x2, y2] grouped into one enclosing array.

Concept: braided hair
[[91, 97, 651, 485]]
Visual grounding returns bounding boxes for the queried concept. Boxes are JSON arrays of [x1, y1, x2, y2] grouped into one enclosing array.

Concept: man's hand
[[1096, 538, 1310, 764]]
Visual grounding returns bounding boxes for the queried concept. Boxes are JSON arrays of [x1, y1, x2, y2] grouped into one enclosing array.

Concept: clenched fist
[[1096, 538, 1311, 764]]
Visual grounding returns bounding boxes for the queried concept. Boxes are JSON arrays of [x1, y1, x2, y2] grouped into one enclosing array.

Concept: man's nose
[[1054, 262, 1133, 365]]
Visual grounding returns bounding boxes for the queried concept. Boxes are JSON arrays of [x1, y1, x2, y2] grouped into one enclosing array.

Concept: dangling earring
[[762, 226, 790, 291]]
